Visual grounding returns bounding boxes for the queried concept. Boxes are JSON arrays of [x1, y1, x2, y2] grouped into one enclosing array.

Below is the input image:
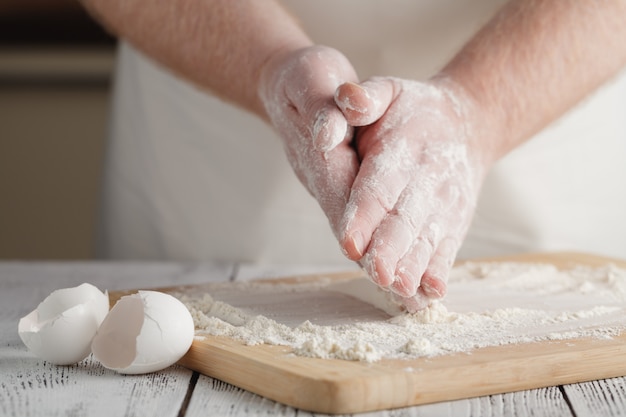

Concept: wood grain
[[563, 376, 626, 417], [0, 261, 234, 417], [176, 332, 626, 414], [109, 252, 626, 414], [185, 375, 575, 416], [0, 348, 193, 417]]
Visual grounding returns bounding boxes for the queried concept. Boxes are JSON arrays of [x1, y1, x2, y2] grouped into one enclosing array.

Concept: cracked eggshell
[[18, 283, 110, 365], [91, 290, 195, 374]]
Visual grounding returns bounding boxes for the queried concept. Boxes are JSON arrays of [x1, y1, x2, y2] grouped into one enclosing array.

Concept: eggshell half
[[91, 290, 195, 374], [18, 283, 110, 365]]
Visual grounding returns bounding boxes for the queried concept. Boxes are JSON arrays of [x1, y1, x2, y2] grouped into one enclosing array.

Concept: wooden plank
[[186, 375, 300, 416], [185, 375, 573, 417], [0, 261, 235, 417], [563, 376, 626, 417], [114, 252, 626, 414], [0, 347, 194, 417]]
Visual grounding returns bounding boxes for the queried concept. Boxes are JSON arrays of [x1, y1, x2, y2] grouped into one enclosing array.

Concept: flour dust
[[176, 262, 626, 363]]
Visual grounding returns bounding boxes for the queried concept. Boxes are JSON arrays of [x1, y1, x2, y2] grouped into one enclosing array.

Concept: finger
[[394, 238, 433, 298], [359, 178, 437, 294], [388, 179, 442, 293], [314, 144, 360, 234], [334, 77, 395, 127], [311, 106, 352, 152], [420, 236, 458, 299], [360, 212, 416, 289], [280, 109, 358, 235], [339, 142, 412, 260]]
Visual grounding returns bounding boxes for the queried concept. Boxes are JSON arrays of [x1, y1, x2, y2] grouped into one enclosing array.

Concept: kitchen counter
[[2, 260, 625, 417]]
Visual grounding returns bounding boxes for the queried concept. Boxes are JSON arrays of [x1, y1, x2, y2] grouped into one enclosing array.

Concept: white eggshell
[[91, 290, 195, 374], [18, 283, 110, 365]]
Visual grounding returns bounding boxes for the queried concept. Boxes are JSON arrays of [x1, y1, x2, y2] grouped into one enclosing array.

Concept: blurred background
[[1, 0, 116, 259]]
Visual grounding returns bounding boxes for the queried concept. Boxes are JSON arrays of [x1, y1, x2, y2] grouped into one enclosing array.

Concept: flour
[[177, 262, 626, 363]]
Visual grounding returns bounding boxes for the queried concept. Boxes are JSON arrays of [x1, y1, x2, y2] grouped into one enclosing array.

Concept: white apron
[[97, 0, 626, 263]]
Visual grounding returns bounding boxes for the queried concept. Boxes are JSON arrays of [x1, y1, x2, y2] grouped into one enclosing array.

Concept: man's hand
[[335, 77, 490, 312], [258, 46, 361, 235]]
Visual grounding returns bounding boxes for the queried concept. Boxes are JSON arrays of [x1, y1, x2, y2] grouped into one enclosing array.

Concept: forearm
[[440, 0, 626, 164], [81, 0, 312, 117]]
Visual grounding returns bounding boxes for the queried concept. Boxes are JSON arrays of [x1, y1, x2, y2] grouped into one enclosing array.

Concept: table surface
[[2, 260, 626, 417]]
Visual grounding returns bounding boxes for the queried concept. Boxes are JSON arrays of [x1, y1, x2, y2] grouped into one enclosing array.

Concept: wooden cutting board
[[109, 252, 626, 414]]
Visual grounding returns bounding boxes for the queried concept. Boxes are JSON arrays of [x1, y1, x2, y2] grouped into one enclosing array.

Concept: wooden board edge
[[176, 331, 626, 414]]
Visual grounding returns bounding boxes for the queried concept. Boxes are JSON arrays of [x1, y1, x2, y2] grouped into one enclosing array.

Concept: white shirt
[[97, 0, 626, 264]]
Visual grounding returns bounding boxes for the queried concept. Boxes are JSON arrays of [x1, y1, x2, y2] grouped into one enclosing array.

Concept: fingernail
[[391, 280, 408, 297], [391, 277, 417, 298], [361, 253, 379, 285], [350, 231, 365, 258], [313, 111, 347, 152], [339, 83, 369, 112], [421, 278, 446, 298], [312, 112, 329, 146]]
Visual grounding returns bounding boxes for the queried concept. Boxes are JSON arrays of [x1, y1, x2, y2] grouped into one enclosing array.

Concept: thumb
[[334, 77, 395, 126]]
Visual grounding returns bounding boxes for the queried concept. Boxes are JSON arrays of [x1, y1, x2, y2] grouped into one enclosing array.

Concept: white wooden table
[[2, 261, 625, 417]]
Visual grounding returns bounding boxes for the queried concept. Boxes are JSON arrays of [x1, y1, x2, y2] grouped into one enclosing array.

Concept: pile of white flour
[[177, 262, 626, 362]]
